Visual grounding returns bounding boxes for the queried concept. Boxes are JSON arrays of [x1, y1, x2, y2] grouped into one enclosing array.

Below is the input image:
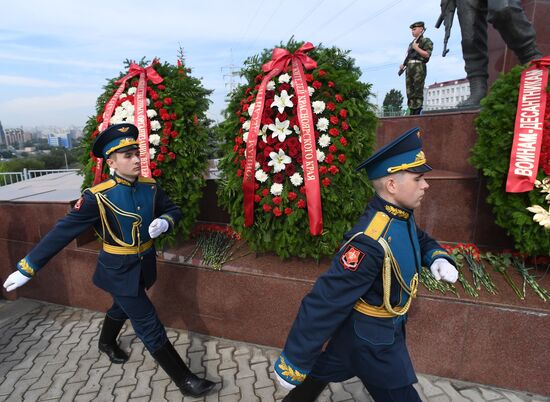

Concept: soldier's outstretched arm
[[3, 190, 100, 291], [153, 186, 182, 234]]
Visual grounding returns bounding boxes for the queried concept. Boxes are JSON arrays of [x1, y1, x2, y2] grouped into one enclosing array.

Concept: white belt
[[407, 60, 423, 64]]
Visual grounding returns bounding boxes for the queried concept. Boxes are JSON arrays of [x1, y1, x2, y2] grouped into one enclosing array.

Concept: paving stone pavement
[[0, 299, 548, 402]]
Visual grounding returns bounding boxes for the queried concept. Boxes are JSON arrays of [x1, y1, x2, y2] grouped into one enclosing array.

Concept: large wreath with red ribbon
[[217, 41, 377, 259], [471, 57, 550, 256], [80, 58, 212, 245]]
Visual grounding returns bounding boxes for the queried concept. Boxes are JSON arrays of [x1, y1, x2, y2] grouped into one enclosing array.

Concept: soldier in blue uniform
[[3, 123, 215, 397], [275, 127, 459, 401]]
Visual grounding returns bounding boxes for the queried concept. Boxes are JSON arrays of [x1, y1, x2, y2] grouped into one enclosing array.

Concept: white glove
[[3, 271, 31, 292], [275, 371, 296, 390], [148, 218, 169, 239], [430, 259, 459, 283]]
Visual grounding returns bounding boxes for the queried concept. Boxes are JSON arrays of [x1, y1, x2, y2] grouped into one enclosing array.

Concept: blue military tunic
[[16, 174, 182, 297], [275, 193, 454, 389]]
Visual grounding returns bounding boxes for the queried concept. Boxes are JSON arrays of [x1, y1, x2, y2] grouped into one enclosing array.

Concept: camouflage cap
[[409, 21, 425, 29]]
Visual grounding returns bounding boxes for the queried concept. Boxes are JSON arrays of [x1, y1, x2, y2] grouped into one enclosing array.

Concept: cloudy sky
[[0, 0, 466, 128]]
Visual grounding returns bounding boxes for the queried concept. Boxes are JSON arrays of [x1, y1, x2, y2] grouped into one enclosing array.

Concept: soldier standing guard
[[3, 123, 215, 397], [274, 127, 458, 402], [401, 21, 433, 115]]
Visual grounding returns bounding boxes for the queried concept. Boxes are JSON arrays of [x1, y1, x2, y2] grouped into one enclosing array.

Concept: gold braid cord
[[95, 192, 142, 248], [378, 237, 418, 316]]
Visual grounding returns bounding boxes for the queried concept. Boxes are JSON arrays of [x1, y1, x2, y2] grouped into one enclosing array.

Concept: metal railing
[[0, 168, 80, 186]]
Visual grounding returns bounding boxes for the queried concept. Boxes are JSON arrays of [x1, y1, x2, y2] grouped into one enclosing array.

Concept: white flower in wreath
[[293, 124, 301, 135], [150, 120, 161, 132], [312, 100, 325, 114], [255, 169, 268, 183], [243, 131, 249, 143], [317, 149, 326, 163], [316, 117, 329, 132], [290, 172, 303, 187], [147, 109, 157, 119], [149, 148, 156, 159], [272, 90, 294, 114], [255, 162, 261, 170], [318, 134, 331, 148], [146, 98, 151, 106], [270, 183, 283, 196], [149, 134, 161, 146], [261, 125, 269, 143], [267, 80, 276, 91], [308, 86, 315, 96], [248, 103, 256, 117], [278, 73, 291, 84], [268, 118, 292, 142], [119, 93, 127, 100], [110, 115, 123, 125], [268, 149, 291, 173], [242, 120, 251, 131], [128, 87, 137, 95]]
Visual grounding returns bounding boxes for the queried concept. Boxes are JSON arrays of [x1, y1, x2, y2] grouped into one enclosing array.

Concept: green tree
[[383, 89, 404, 116]]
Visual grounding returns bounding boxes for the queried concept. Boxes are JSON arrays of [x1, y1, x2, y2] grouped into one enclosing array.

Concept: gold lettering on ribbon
[[135, 73, 152, 178]]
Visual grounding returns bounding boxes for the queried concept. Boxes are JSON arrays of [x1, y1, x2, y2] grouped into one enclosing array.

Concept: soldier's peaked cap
[[92, 123, 139, 159], [410, 21, 425, 29], [355, 127, 432, 180]]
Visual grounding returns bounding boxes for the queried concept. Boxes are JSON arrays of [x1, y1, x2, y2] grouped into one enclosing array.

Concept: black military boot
[[98, 315, 129, 364], [152, 341, 215, 397], [517, 45, 542, 65], [457, 76, 488, 109], [282, 376, 328, 402]]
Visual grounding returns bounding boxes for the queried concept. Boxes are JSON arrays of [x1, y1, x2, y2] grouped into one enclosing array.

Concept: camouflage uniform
[[405, 35, 433, 114]]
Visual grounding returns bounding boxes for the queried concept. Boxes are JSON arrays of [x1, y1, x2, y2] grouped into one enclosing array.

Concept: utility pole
[[221, 48, 241, 95]]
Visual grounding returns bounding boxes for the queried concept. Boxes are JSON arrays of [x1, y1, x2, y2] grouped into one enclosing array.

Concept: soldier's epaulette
[[89, 179, 116, 194], [363, 212, 390, 240], [138, 177, 156, 184]]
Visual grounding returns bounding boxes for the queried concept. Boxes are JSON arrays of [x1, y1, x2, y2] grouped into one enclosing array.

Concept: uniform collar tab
[[373, 194, 412, 220], [114, 174, 136, 187]]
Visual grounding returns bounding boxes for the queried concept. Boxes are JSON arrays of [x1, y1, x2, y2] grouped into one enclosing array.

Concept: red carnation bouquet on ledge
[[217, 40, 377, 259], [80, 53, 212, 246]]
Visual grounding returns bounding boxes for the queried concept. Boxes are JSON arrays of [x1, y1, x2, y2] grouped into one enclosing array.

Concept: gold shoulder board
[[363, 212, 390, 240], [89, 179, 116, 194], [138, 177, 156, 184]]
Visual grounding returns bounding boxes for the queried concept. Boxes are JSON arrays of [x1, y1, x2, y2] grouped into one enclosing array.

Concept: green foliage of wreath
[[471, 65, 550, 256], [79, 58, 212, 248], [217, 40, 377, 259]]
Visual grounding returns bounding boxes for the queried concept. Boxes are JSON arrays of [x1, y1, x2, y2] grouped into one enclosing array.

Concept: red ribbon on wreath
[[506, 55, 550, 192], [242, 42, 323, 235], [93, 62, 164, 185]]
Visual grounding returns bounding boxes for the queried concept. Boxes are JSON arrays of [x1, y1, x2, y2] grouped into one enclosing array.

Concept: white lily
[[272, 90, 294, 114], [268, 118, 292, 142], [268, 149, 292, 173]]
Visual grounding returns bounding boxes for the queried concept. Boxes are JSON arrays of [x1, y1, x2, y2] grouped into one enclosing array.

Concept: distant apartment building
[[424, 78, 470, 111], [0, 121, 6, 148], [47, 133, 72, 149], [5, 128, 31, 148]]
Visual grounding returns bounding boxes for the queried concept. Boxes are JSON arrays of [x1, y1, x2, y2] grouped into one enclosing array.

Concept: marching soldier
[[3, 123, 215, 397], [400, 21, 433, 115], [275, 127, 458, 401]]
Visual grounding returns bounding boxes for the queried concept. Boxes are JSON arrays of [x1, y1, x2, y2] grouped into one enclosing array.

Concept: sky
[[0, 0, 466, 128]]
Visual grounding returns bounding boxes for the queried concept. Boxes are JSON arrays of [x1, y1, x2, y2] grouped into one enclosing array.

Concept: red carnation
[[255, 74, 264, 83], [319, 166, 328, 174], [157, 154, 166, 162], [339, 137, 348, 146], [318, 70, 327, 77], [322, 177, 331, 187], [273, 207, 283, 217], [150, 162, 157, 169], [329, 128, 339, 137], [263, 204, 272, 212], [160, 146, 168, 154], [299, 186, 306, 194], [329, 145, 337, 153], [305, 74, 314, 82], [338, 154, 346, 163], [325, 154, 334, 164], [169, 152, 176, 160], [335, 94, 344, 102], [262, 188, 269, 197], [157, 84, 166, 90], [339, 109, 348, 119], [273, 173, 285, 184], [171, 131, 178, 138], [312, 81, 322, 90], [151, 93, 159, 100], [255, 194, 261, 203], [237, 169, 243, 177], [329, 165, 339, 175], [288, 192, 297, 201], [284, 207, 293, 216], [273, 196, 282, 205], [279, 83, 291, 92], [164, 98, 172, 105], [297, 199, 306, 209], [327, 102, 336, 111], [341, 121, 350, 131], [285, 163, 296, 176], [242, 103, 249, 112], [330, 115, 339, 125], [96, 115, 103, 123], [245, 87, 252, 95], [161, 137, 169, 145], [153, 169, 162, 177], [328, 81, 335, 88], [171, 113, 177, 120]]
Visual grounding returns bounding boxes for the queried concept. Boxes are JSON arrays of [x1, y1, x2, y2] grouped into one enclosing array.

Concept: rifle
[[435, 0, 456, 57], [398, 29, 425, 76]]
